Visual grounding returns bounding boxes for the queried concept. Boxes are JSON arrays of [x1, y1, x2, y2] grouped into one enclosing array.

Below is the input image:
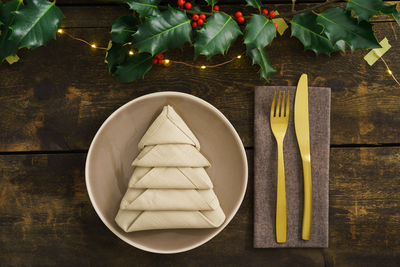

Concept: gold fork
[[270, 91, 289, 243]]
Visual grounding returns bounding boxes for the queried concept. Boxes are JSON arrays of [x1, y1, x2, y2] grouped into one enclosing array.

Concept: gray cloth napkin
[[254, 86, 330, 248]]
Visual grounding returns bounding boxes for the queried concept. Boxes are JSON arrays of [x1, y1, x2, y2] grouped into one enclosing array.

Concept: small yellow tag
[[272, 11, 289, 36], [364, 38, 391, 66], [5, 54, 19, 64]]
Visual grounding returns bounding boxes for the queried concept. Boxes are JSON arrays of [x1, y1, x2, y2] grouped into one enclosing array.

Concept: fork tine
[[277, 91, 282, 117], [285, 91, 290, 117], [271, 91, 276, 117]]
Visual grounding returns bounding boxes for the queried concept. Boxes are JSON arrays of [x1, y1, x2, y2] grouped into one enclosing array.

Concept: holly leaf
[[106, 42, 130, 73], [204, 0, 218, 7], [125, 0, 160, 18], [11, 0, 64, 50], [245, 0, 262, 12], [380, 4, 400, 26], [244, 14, 276, 51], [0, 0, 24, 61], [346, 0, 384, 22], [248, 47, 276, 81], [113, 53, 153, 82], [291, 12, 336, 55], [346, 0, 400, 24], [110, 15, 139, 44], [132, 7, 191, 55], [194, 12, 242, 58], [316, 7, 380, 50]]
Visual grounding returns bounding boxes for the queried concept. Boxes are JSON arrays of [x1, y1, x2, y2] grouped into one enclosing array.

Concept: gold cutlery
[[294, 74, 312, 240], [270, 91, 289, 243]]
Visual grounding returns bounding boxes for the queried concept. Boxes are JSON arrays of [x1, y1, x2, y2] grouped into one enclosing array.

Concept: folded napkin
[[129, 167, 213, 189], [254, 86, 330, 248], [115, 207, 226, 232], [132, 144, 210, 167], [115, 105, 225, 232]]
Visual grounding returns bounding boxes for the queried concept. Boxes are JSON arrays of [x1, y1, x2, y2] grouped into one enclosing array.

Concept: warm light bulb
[[237, 55, 241, 59], [57, 29, 63, 34], [163, 59, 171, 66], [387, 69, 393, 75], [129, 50, 134, 55], [200, 65, 206, 69], [91, 44, 97, 48]]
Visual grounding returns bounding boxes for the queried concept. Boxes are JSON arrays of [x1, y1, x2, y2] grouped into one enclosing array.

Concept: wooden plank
[[0, 7, 399, 151], [54, 0, 326, 6], [1, 148, 399, 265]]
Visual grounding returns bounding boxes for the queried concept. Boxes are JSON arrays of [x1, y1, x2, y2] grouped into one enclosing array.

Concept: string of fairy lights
[[56, 28, 400, 86]]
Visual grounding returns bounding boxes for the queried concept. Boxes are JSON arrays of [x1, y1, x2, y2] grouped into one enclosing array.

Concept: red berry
[[274, 23, 278, 29], [269, 10, 276, 18], [262, 9, 268, 16], [197, 19, 204, 26], [199, 14, 206, 20], [192, 14, 199, 21], [156, 53, 164, 59], [237, 16, 245, 23], [235, 11, 243, 18], [192, 21, 198, 28], [213, 5, 219, 11], [153, 58, 158, 64], [177, 0, 185, 7], [158, 59, 164, 64], [184, 2, 192, 9]]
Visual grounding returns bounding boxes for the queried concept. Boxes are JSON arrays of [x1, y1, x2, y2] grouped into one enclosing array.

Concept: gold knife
[[294, 74, 312, 240]]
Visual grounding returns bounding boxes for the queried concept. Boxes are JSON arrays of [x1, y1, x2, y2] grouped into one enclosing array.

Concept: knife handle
[[276, 142, 287, 243], [302, 159, 312, 240]]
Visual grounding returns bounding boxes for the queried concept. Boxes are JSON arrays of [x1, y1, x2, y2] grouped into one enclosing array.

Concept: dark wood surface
[[1, 0, 400, 266]]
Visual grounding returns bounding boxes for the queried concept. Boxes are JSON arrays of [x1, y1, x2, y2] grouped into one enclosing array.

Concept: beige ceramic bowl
[[85, 92, 248, 253]]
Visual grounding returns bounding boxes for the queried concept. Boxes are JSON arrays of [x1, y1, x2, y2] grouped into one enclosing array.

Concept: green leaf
[[0, 0, 23, 61], [380, 4, 400, 26], [248, 47, 276, 81], [114, 53, 153, 82], [132, 7, 191, 55], [194, 12, 242, 58], [106, 42, 130, 73], [110, 15, 139, 44], [316, 7, 380, 50], [11, 0, 64, 50], [204, 0, 219, 7], [244, 14, 276, 51], [245, 0, 262, 12], [291, 12, 336, 55], [346, 0, 384, 21], [125, 0, 160, 17]]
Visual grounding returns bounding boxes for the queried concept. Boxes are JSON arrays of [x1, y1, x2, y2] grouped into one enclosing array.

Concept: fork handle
[[276, 141, 287, 243], [302, 159, 312, 240]]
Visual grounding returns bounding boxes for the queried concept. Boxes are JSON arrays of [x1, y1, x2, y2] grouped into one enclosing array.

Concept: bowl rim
[[85, 91, 248, 254]]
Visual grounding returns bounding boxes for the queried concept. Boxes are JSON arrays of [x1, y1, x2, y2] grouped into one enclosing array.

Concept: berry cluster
[[262, 9, 278, 29], [192, 13, 206, 28], [177, 0, 192, 10], [234, 11, 244, 24], [153, 53, 164, 65]]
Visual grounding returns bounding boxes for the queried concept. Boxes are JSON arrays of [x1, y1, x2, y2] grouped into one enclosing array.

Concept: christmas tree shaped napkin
[[115, 105, 226, 232]]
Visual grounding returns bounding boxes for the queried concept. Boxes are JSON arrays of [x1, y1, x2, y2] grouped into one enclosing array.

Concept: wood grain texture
[[1, 148, 399, 266], [1, 5, 399, 151]]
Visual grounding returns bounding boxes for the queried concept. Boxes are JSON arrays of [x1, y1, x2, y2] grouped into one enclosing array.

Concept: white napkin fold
[[128, 167, 213, 189], [115, 105, 225, 232], [120, 189, 220, 210], [132, 144, 210, 167], [115, 206, 226, 232], [138, 105, 200, 150]]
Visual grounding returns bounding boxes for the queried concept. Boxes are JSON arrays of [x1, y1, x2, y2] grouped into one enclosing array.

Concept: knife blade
[[294, 73, 312, 241]]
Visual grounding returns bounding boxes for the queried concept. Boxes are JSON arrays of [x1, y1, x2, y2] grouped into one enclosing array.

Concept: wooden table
[[1, 0, 399, 265]]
